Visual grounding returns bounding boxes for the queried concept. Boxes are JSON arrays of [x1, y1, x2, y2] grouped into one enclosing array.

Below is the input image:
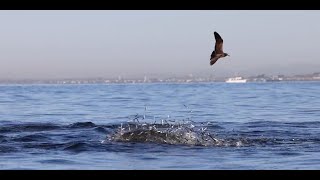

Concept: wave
[[0, 123, 60, 133], [68, 122, 96, 128], [1, 118, 320, 154], [63, 142, 89, 152], [106, 121, 252, 147], [12, 134, 50, 142]]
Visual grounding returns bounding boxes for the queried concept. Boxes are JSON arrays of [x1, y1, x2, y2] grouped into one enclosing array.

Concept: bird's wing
[[210, 55, 221, 66], [210, 50, 215, 59], [214, 32, 224, 54]]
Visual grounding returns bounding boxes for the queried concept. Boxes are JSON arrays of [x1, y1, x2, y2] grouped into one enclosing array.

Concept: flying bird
[[210, 31, 230, 66]]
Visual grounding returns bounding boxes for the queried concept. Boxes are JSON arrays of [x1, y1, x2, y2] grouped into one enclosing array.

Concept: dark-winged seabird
[[210, 32, 230, 66]]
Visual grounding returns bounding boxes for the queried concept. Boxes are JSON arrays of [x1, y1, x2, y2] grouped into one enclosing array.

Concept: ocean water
[[0, 82, 320, 170]]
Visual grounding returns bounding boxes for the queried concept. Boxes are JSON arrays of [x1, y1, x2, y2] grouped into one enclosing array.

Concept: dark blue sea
[[0, 82, 320, 169]]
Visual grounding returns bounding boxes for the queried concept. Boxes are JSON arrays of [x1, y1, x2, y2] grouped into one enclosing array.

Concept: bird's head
[[224, 53, 230, 57]]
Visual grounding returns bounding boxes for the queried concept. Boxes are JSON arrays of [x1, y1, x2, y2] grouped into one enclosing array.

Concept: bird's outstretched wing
[[214, 32, 224, 54], [210, 54, 222, 66]]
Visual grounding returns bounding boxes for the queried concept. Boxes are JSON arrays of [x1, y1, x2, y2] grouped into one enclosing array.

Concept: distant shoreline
[[1, 72, 320, 84], [0, 80, 320, 85]]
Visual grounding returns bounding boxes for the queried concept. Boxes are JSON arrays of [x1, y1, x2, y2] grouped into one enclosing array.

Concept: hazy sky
[[0, 10, 320, 79]]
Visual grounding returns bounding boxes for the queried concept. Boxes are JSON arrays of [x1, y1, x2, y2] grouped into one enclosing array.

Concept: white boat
[[225, 76, 247, 83]]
